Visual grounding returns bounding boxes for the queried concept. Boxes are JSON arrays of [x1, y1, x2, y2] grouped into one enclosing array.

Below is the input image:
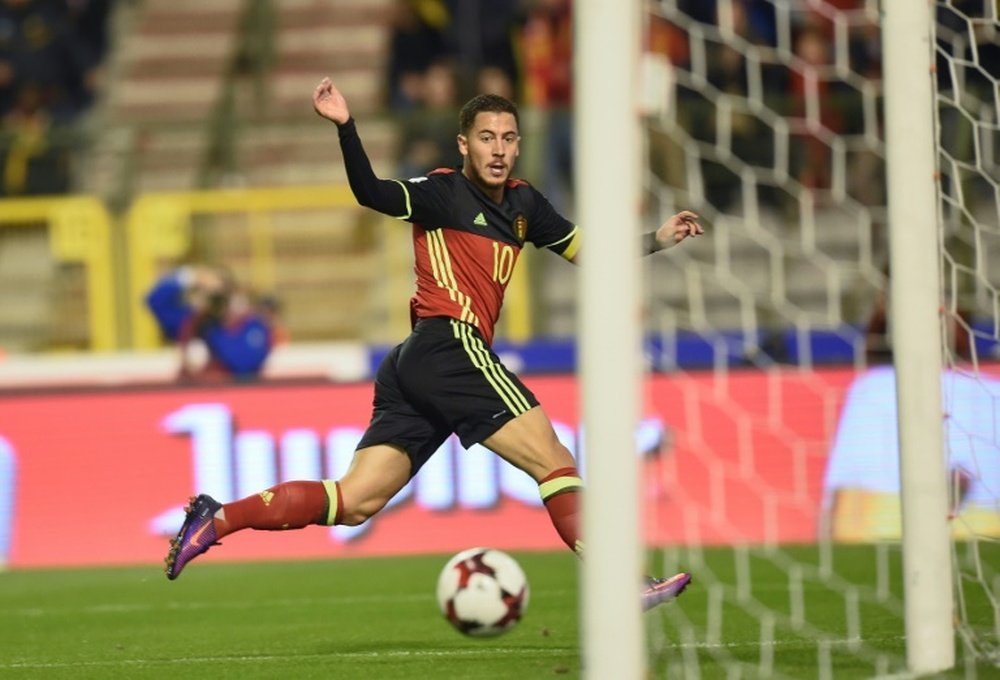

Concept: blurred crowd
[[387, 0, 574, 212], [0, 0, 991, 225], [383, 0, 1000, 365], [385, 0, 999, 217], [0, 0, 111, 196], [2, 0, 994, 212], [384, 0, 891, 214]]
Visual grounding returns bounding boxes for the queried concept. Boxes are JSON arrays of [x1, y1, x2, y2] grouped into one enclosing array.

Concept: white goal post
[[576, 1, 645, 678], [574, 0, 1000, 677], [573, 0, 1000, 677], [882, 0, 954, 673]]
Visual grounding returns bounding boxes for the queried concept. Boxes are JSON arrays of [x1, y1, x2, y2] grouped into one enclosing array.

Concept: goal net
[[637, 0, 1000, 675], [935, 0, 1000, 668]]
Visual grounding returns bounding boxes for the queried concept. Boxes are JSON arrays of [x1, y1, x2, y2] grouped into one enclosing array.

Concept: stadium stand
[[83, 0, 399, 347], [0, 0, 918, 362]]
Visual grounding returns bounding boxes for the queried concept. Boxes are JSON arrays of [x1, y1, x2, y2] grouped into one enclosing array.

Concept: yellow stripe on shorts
[[450, 319, 531, 415]]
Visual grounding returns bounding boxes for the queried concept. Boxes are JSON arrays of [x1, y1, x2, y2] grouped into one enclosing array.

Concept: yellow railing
[[0, 196, 118, 351], [125, 184, 358, 348]]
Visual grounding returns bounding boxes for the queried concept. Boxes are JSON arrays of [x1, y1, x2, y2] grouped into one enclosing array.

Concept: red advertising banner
[[0, 368, 875, 568]]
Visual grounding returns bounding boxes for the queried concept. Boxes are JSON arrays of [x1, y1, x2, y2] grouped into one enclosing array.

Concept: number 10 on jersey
[[492, 242, 515, 284]]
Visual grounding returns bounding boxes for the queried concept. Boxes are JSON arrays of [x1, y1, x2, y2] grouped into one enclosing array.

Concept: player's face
[[458, 112, 520, 199]]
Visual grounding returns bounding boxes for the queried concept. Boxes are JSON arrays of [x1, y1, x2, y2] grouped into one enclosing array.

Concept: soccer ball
[[436, 547, 530, 637]]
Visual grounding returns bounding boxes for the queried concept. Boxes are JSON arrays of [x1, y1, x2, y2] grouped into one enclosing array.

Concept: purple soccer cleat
[[642, 571, 692, 611], [164, 494, 222, 580]]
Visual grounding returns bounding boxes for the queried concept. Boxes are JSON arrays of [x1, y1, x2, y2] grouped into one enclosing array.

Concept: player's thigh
[[337, 443, 413, 522], [481, 406, 576, 482]]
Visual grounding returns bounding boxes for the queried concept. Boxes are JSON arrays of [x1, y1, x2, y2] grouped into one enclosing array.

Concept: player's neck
[[462, 167, 505, 204]]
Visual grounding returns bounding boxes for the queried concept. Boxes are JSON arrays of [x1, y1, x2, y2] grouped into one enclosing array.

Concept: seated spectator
[[386, 0, 449, 110], [396, 59, 460, 177], [519, 0, 573, 214], [1, 83, 71, 195], [146, 266, 279, 382], [790, 25, 837, 193], [0, 0, 110, 195], [475, 64, 514, 100], [443, 0, 520, 100], [0, 0, 95, 122]]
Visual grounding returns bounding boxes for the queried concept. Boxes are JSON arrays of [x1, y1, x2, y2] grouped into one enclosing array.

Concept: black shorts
[[356, 317, 539, 476]]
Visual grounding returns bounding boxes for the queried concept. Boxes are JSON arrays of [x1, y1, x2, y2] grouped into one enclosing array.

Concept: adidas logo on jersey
[[473, 212, 488, 227]]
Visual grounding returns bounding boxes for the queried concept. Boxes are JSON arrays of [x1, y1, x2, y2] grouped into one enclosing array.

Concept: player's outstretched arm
[[313, 77, 408, 217], [644, 210, 703, 254], [559, 210, 703, 265]]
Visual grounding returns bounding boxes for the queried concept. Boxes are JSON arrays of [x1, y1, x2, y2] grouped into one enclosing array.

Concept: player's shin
[[213, 480, 338, 538], [539, 467, 584, 557]]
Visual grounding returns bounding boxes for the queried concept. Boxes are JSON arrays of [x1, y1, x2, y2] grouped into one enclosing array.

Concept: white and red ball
[[436, 547, 530, 637]]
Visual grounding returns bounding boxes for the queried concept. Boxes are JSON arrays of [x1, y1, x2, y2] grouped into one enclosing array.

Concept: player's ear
[[457, 134, 468, 156]]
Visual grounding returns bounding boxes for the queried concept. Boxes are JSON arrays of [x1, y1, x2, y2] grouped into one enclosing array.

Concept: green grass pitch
[[1, 545, 995, 679]]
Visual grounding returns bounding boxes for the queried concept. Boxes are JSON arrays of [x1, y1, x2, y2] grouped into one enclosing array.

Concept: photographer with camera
[[145, 265, 277, 382]]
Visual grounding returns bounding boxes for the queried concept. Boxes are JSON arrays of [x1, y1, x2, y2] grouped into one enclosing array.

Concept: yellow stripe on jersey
[[542, 226, 581, 262], [428, 229, 462, 309], [451, 319, 531, 414], [538, 474, 584, 501], [427, 229, 479, 326], [426, 229, 454, 303], [426, 228, 445, 286]]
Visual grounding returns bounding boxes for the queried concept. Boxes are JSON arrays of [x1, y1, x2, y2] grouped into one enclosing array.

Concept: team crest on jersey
[[513, 214, 527, 242]]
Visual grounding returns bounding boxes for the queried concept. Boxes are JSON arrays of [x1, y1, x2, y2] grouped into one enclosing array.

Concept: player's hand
[[655, 210, 703, 248], [313, 77, 350, 124]]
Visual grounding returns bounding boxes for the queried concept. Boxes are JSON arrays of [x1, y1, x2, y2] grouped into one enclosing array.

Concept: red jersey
[[398, 168, 579, 345]]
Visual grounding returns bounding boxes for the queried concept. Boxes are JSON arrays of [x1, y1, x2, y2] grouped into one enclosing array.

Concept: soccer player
[[165, 77, 703, 611]]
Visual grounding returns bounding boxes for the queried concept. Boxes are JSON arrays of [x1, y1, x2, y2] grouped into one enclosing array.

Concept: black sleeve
[[642, 231, 664, 254], [337, 118, 409, 218], [526, 186, 580, 261]]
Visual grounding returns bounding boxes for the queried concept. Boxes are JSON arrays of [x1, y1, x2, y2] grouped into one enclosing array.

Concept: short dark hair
[[459, 94, 520, 135]]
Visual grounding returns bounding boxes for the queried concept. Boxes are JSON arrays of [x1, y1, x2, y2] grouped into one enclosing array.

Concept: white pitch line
[[6, 581, 886, 618], [9, 593, 431, 618], [1, 635, 913, 671], [653, 635, 907, 651], [5, 589, 576, 618], [0, 648, 578, 671]]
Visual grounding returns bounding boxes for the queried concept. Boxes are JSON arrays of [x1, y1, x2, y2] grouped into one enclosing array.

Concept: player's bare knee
[[519, 441, 577, 482], [543, 441, 576, 473], [339, 496, 389, 526], [531, 430, 573, 464], [337, 510, 366, 527]]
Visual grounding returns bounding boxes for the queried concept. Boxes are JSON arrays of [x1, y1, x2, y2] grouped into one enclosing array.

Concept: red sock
[[214, 480, 333, 540], [539, 467, 584, 557]]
